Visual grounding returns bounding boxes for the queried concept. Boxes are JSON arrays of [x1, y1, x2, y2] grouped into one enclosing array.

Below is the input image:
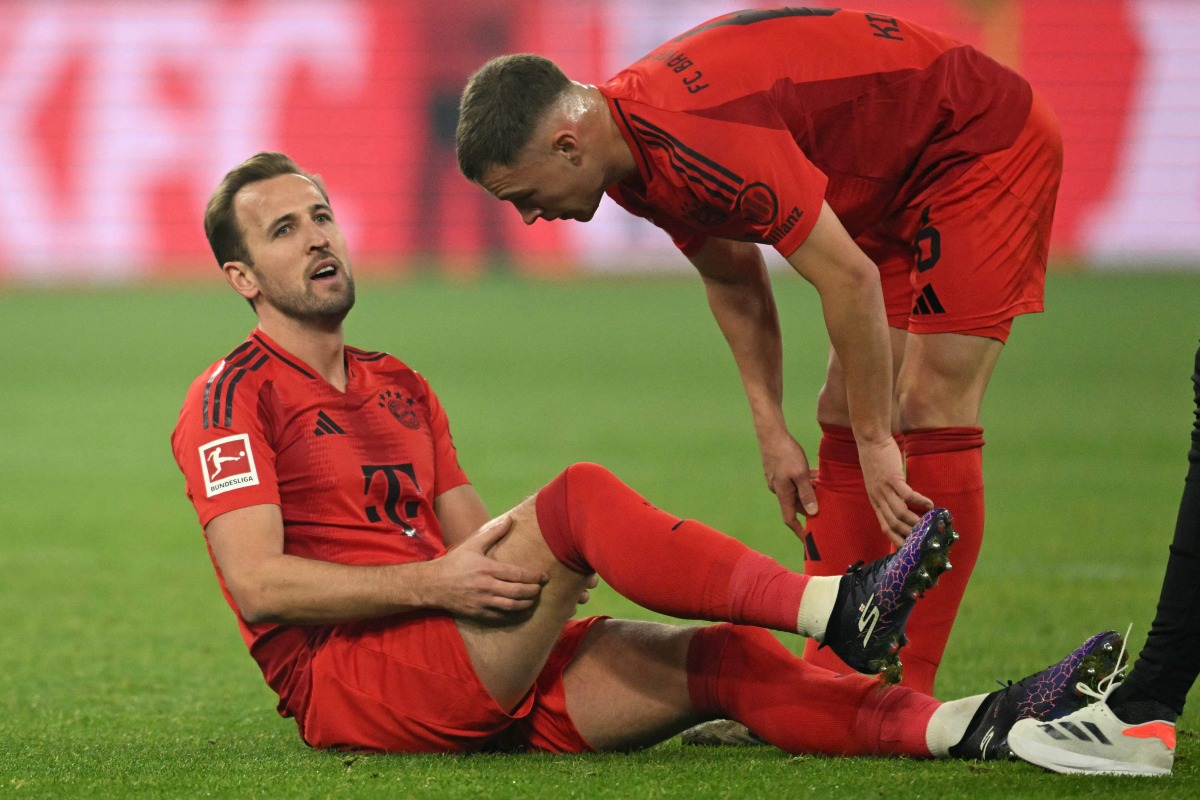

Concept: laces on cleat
[[950, 630, 1127, 761]]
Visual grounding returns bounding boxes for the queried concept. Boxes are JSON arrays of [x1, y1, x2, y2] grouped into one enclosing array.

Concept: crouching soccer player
[[172, 152, 1117, 758]]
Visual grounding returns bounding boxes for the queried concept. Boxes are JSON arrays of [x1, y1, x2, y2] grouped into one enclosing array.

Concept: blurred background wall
[[1, 0, 1196, 282]]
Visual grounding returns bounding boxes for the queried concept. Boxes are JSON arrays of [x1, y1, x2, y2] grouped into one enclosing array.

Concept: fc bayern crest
[[378, 389, 421, 430]]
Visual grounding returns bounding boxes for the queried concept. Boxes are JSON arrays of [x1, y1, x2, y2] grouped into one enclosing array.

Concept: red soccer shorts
[[860, 90, 1063, 344], [299, 613, 603, 754]]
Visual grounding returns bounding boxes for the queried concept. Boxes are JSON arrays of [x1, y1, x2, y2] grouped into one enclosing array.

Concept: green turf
[[0, 269, 1196, 797]]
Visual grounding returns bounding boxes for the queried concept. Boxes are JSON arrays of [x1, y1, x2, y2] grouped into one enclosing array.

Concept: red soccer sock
[[802, 424, 892, 674], [899, 427, 986, 695], [688, 623, 938, 756], [535, 463, 810, 633]]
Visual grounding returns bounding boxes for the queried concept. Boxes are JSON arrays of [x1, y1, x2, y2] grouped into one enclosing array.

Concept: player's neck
[[255, 315, 348, 392], [579, 85, 638, 184]]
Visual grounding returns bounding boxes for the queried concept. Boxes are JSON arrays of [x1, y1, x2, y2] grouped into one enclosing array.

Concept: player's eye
[[273, 224, 291, 237]]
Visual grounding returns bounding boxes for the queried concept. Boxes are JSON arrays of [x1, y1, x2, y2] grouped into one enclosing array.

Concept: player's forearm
[[818, 269, 893, 445], [232, 555, 438, 626], [701, 263, 791, 443]]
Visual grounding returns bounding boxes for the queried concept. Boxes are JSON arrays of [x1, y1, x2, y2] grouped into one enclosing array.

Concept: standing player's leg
[[892, 330, 1001, 694], [799, 326, 999, 700], [802, 327, 906, 677], [883, 89, 1063, 695]]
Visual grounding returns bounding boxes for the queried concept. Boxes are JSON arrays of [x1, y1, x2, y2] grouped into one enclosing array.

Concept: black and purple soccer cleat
[[950, 630, 1128, 761], [821, 507, 958, 684]]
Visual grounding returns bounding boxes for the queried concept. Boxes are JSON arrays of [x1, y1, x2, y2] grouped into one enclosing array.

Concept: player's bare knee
[[815, 381, 851, 426], [897, 370, 980, 429], [496, 496, 591, 598]]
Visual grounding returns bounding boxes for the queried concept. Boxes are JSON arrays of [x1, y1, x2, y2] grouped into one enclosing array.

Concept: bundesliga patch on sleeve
[[199, 433, 260, 497]]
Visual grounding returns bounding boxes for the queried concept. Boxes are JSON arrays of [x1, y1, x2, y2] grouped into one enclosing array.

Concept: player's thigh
[[815, 327, 910, 428], [560, 619, 704, 751], [457, 495, 591, 712], [896, 332, 1004, 428]]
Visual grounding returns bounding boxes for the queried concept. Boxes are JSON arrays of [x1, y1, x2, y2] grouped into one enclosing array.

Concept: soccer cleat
[[1008, 700, 1175, 776], [949, 630, 1127, 761], [820, 507, 957, 683], [680, 719, 767, 747], [1008, 633, 1175, 776]]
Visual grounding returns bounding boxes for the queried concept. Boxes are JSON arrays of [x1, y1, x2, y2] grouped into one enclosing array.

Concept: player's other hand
[[433, 515, 548, 622], [577, 573, 600, 606], [859, 437, 933, 546], [761, 433, 817, 538]]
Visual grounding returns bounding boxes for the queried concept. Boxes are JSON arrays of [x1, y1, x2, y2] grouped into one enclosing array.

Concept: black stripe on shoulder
[[612, 99, 654, 177], [202, 342, 265, 431], [630, 114, 744, 186], [201, 362, 224, 431], [346, 346, 389, 362], [252, 333, 316, 378], [673, 7, 839, 43], [638, 130, 739, 204], [221, 368, 250, 428], [229, 345, 264, 369], [219, 354, 269, 427], [208, 346, 263, 428], [222, 340, 255, 362]]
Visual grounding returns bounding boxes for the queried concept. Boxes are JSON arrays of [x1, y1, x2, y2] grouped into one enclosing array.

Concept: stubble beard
[[262, 273, 356, 327]]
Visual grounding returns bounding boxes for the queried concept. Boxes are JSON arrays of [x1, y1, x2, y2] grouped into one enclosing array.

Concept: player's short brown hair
[[456, 54, 572, 182], [204, 151, 329, 267]]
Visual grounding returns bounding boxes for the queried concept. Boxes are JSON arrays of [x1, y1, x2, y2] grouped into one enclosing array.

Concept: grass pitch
[[0, 268, 1197, 798]]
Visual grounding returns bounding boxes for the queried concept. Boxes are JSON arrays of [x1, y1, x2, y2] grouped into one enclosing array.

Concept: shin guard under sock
[[535, 463, 810, 633], [802, 424, 892, 673], [687, 623, 938, 756], [900, 427, 986, 695]]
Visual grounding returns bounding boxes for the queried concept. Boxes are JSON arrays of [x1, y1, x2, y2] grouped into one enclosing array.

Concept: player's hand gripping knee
[[859, 437, 932, 546], [432, 515, 549, 622], [761, 432, 817, 537]]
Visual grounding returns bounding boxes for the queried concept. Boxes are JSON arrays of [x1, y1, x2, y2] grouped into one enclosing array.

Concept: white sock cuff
[[926, 694, 988, 757], [796, 575, 840, 639]]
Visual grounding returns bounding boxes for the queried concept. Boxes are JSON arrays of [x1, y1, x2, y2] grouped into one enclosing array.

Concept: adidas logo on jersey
[[313, 411, 345, 437]]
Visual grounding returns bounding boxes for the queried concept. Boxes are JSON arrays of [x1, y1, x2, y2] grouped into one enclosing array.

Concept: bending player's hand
[[432, 515, 548, 622], [761, 432, 817, 537], [859, 437, 933, 546], [577, 573, 600, 606]]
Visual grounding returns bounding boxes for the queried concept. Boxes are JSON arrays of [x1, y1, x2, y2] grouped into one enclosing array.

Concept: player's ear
[[223, 261, 260, 301], [552, 130, 582, 164]]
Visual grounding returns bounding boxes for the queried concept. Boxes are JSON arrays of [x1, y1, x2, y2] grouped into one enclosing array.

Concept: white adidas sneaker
[[1008, 699, 1175, 776]]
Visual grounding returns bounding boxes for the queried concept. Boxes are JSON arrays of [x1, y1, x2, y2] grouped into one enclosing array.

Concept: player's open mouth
[[310, 261, 339, 280]]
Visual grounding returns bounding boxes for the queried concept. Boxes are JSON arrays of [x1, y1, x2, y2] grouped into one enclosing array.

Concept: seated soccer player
[[172, 152, 1121, 758]]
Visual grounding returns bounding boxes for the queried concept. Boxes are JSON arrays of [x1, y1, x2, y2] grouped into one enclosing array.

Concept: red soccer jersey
[[599, 8, 1032, 258], [171, 329, 470, 719]]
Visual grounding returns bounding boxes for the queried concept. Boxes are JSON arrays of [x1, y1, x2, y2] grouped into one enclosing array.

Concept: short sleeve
[[171, 365, 281, 528], [722, 123, 828, 257], [417, 374, 471, 498]]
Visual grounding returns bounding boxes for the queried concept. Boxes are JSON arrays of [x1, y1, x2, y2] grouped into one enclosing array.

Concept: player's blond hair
[[204, 152, 330, 268], [456, 54, 572, 182]]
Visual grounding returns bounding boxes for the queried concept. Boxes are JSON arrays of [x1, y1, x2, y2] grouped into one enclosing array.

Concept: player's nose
[[305, 223, 331, 251], [520, 207, 543, 225]]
